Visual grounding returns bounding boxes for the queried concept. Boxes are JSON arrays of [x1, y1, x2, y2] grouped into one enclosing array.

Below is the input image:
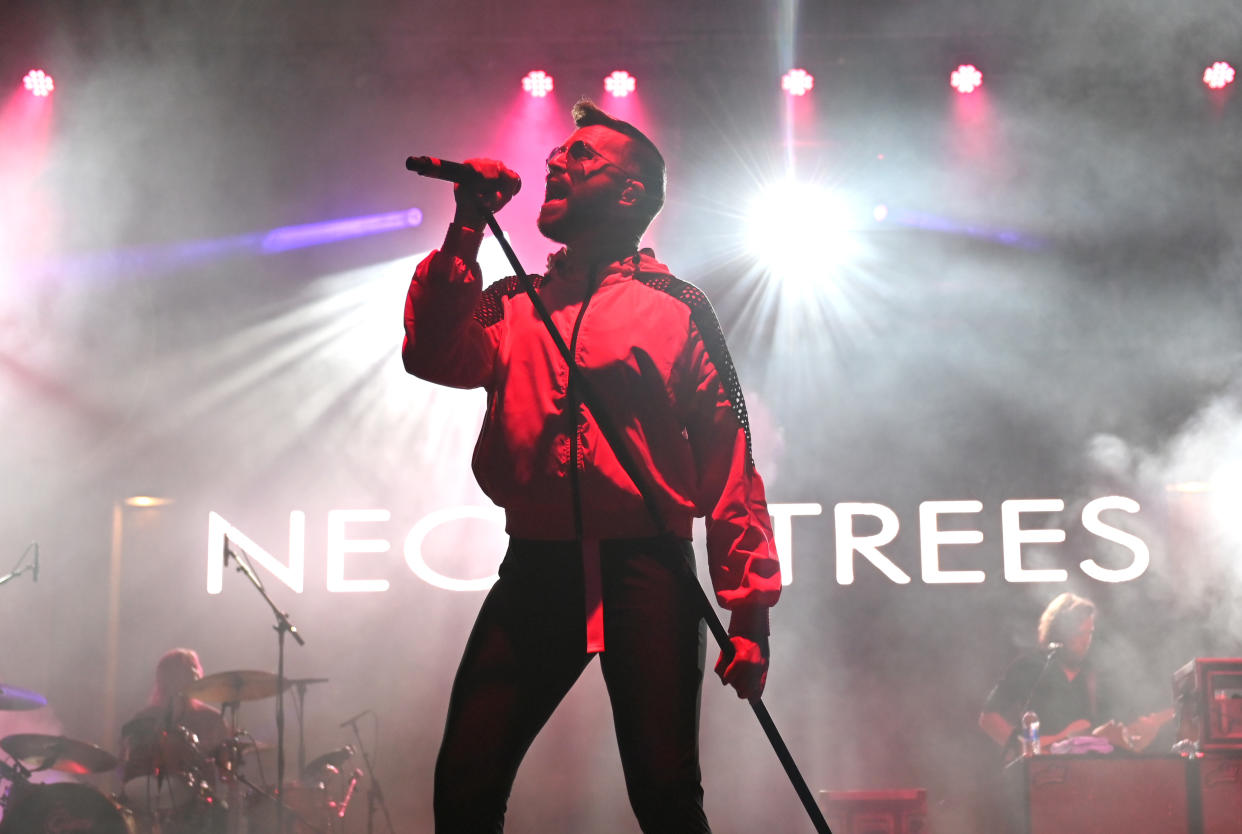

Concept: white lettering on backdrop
[[207, 497, 1150, 594]]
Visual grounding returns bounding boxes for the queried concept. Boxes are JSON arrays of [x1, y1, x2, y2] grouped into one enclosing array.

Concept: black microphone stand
[[224, 537, 305, 834], [1004, 645, 1062, 760], [345, 713, 395, 834], [420, 196, 833, 834]]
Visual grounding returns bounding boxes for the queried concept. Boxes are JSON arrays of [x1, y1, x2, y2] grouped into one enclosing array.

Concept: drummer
[[119, 648, 228, 781]]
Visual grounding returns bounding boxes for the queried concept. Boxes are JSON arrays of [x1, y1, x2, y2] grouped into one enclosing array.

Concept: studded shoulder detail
[[473, 274, 545, 329], [632, 274, 755, 466]]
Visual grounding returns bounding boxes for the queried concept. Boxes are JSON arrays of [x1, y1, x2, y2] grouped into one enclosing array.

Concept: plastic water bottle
[[1020, 711, 1041, 756]]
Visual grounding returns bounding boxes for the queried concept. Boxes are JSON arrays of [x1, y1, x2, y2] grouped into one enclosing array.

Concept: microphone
[[405, 156, 521, 193], [32, 544, 38, 583], [405, 156, 482, 184], [339, 708, 372, 728]]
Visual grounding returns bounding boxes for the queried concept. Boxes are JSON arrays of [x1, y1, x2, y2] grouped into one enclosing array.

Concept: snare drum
[[0, 782, 135, 834]]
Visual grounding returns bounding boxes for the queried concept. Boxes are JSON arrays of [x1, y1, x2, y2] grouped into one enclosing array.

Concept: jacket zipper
[[567, 267, 600, 541]]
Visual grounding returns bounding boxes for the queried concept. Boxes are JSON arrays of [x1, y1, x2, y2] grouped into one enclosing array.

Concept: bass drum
[[119, 773, 224, 834], [0, 782, 135, 834]]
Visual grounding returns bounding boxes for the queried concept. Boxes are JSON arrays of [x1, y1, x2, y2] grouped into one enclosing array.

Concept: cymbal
[[1, 734, 119, 775], [0, 683, 47, 711], [303, 745, 352, 777], [182, 670, 291, 703]]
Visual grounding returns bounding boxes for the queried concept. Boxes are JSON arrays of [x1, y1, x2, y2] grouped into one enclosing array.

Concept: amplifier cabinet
[[1197, 754, 1242, 834], [1174, 658, 1242, 751], [1006, 756, 1189, 834]]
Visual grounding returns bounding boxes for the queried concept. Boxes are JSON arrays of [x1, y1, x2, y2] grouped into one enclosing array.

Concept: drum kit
[[0, 674, 360, 834]]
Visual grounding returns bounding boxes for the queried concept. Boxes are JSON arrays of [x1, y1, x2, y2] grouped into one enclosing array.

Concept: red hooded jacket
[[403, 224, 780, 634]]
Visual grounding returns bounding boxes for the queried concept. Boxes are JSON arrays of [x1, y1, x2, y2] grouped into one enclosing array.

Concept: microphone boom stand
[[0, 543, 38, 587], [345, 714, 395, 834], [472, 208, 833, 834], [225, 539, 306, 834]]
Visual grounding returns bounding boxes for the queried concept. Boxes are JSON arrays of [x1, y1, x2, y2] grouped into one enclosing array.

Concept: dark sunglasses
[[546, 140, 640, 181]]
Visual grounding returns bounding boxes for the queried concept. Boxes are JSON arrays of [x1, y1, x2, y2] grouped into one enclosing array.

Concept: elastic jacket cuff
[[441, 223, 484, 263], [727, 606, 770, 637]]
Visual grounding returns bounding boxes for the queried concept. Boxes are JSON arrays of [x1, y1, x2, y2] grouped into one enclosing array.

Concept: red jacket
[[403, 224, 780, 633]]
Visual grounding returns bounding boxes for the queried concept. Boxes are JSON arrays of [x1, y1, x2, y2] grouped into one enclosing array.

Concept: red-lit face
[[538, 124, 638, 245], [1063, 615, 1095, 666], [156, 650, 203, 699]]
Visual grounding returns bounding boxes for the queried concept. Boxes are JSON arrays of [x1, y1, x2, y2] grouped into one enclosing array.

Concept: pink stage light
[[950, 64, 983, 94], [1203, 61, 1236, 90], [22, 69, 55, 97], [604, 70, 636, 98], [522, 70, 554, 98], [781, 69, 815, 97]]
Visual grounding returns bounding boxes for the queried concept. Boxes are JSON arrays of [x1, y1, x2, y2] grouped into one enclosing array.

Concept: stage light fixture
[[522, 70, 554, 98], [124, 495, 172, 508], [781, 69, 815, 96], [950, 64, 983, 94], [604, 70, 636, 98], [1203, 61, 1236, 90], [745, 179, 859, 284], [872, 204, 889, 222], [22, 69, 54, 97]]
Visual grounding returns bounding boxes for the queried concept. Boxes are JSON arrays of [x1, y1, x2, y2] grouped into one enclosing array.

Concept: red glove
[[714, 634, 769, 701]]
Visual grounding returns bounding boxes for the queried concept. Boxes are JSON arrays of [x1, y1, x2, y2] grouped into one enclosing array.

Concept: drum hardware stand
[[0, 757, 31, 809], [289, 677, 330, 777], [235, 771, 329, 834], [223, 536, 306, 834], [427, 195, 836, 834], [344, 712, 395, 834]]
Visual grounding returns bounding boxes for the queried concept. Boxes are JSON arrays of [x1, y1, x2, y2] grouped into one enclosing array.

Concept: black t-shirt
[[983, 651, 1098, 738]]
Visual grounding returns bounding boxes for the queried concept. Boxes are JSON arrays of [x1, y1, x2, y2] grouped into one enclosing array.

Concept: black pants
[[433, 537, 711, 834]]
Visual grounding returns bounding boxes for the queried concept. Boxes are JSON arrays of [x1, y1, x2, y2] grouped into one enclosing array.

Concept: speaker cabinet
[[818, 789, 928, 834]]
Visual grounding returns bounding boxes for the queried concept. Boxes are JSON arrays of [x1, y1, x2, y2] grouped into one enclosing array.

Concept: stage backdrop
[[3, 1, 1241, 831]]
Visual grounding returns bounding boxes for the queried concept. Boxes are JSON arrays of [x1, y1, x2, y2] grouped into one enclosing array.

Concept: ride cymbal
[[181, 670, 291, 703]]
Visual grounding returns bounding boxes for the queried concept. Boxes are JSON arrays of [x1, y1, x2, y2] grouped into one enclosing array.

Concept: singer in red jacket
[[402, 98, 781, 834]]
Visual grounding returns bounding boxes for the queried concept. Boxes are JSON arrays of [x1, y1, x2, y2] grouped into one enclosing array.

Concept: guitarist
[[979, 593, 1133, 758]]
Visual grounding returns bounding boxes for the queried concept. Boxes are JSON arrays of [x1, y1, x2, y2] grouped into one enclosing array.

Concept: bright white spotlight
[[1203, 61, 1236, 90], [604, 70, 636, 97], [23, 69, 54, 97], [950, 64, 983, 94], [522, 70, 554, 97], [745, 180, 859, 284], [781, 68, 815, 96]]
